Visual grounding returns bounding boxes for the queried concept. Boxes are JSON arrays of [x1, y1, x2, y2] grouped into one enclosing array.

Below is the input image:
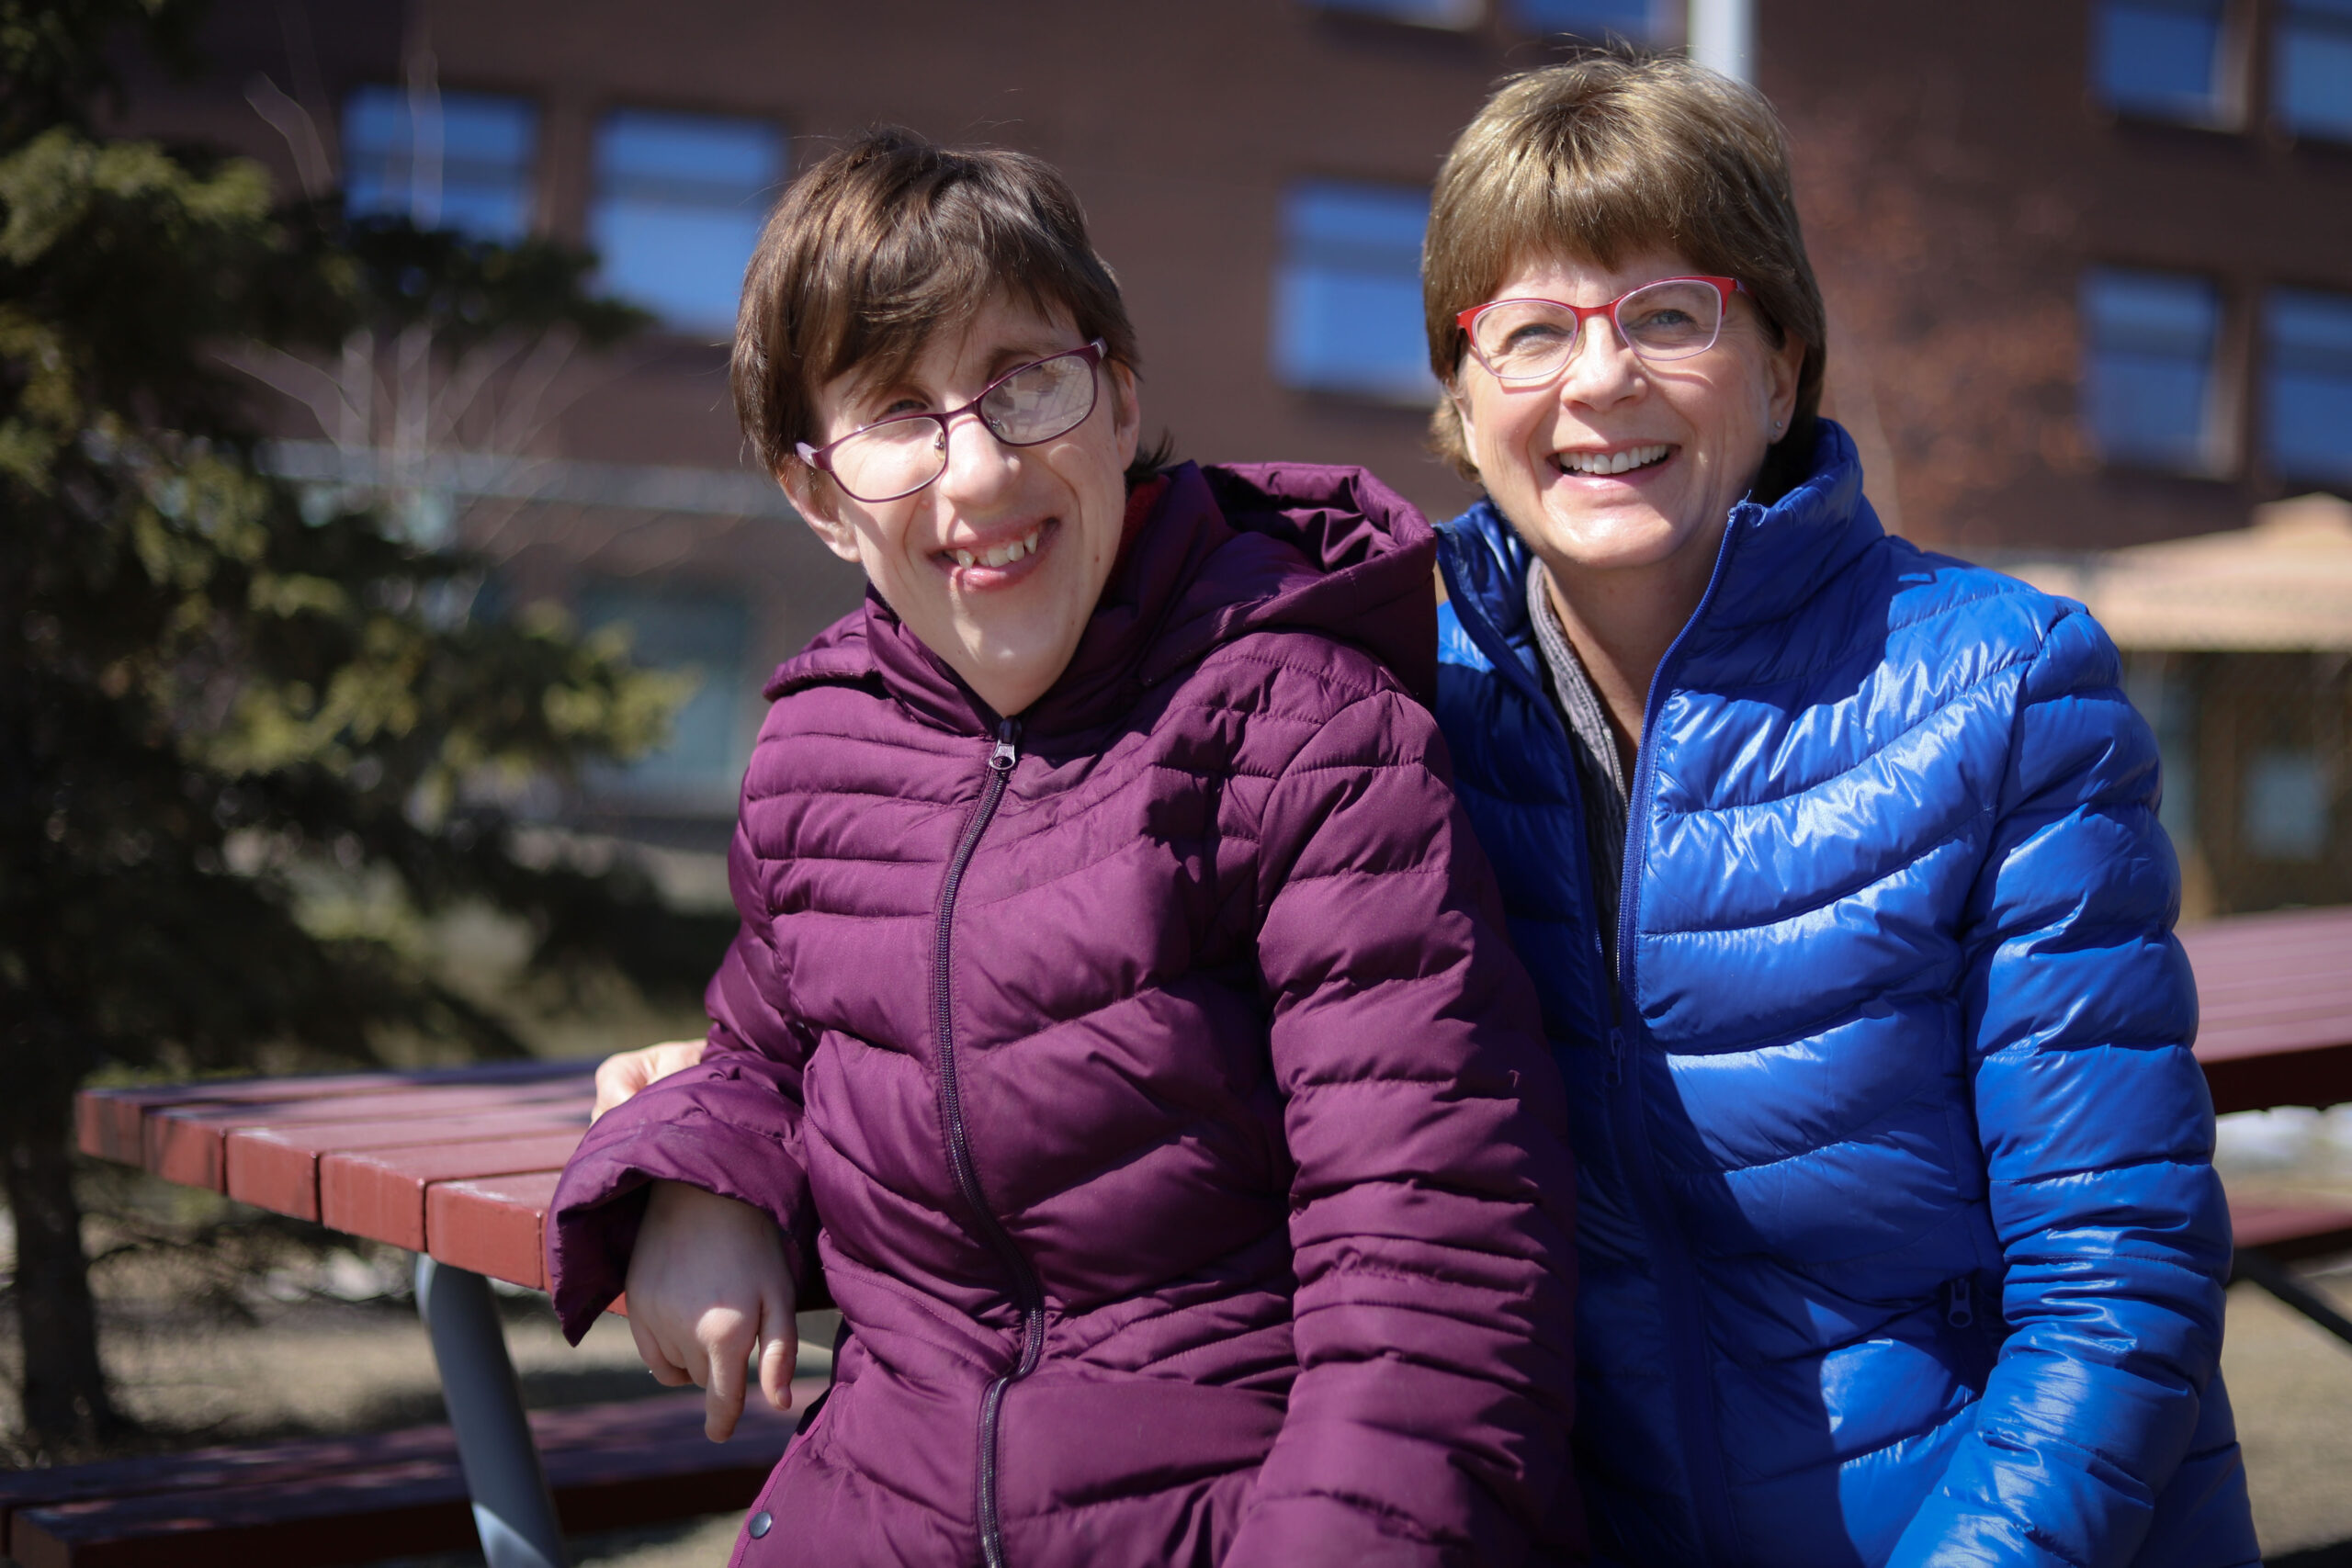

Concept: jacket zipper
[[1606, 511, 1747, 1567], [931, 716, 1045, 1568]]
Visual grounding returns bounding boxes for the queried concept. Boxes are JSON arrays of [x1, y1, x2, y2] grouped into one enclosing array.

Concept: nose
[[1557, 314, 1645, 410], [933, 407, 1021, 508]]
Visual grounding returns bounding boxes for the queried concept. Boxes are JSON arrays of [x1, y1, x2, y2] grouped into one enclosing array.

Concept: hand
[[625, 1179, 797, 1441], [593, 1038, 707, 1122]]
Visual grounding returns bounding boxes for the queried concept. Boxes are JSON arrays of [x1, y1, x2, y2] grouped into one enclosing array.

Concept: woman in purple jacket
[[547, 129, 1580, 1568]]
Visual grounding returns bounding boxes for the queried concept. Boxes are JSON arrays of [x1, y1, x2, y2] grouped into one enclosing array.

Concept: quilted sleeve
[[1887, 607, 2252, 1567], [546, 817, 823, 1341], [1223, 685, 1583, 1568]]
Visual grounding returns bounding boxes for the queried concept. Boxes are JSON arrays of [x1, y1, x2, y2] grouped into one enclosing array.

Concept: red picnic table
[[64, 906, 2352, 1566]]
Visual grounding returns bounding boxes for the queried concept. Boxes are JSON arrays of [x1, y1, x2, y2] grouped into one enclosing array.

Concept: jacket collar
[[1437, 419, 1882, 671]]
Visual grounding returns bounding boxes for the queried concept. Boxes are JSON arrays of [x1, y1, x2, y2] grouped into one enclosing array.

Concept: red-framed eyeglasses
[[1455, 276, 1747, 383]]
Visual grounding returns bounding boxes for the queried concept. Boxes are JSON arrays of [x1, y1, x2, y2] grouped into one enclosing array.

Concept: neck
[[1535, 523, 1721, 755]]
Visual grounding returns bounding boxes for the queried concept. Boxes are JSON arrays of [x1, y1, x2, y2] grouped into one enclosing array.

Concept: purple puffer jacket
[[548, 462, 1580, 1568]]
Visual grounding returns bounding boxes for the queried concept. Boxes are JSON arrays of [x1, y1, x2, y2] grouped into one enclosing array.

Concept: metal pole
[[1689, 0, 1756, 84], [414, 1255, 571, 1568]]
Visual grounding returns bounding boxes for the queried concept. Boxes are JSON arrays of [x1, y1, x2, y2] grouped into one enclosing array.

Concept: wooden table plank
[[75, 1062, 588, 1167], [225, 1109, 590, 1224], [2230, 1197, 2352, 1262], [427, 1171, 565, 1290], [144, 1079, 592, 1191], [321, 1134, 585, 1252]]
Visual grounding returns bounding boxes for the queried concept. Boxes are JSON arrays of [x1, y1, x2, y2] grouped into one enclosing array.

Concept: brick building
[[117, 0, 2352, 884]]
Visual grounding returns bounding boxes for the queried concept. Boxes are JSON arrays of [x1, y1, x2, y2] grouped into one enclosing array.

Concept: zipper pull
[[989, 717, 1021, 773], [1945, 1276, 1973, 1329], [1605, 1028, 1625, 1086]]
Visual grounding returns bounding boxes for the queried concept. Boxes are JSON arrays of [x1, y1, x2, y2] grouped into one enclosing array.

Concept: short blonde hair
[[1425, 51, 1827, 491]]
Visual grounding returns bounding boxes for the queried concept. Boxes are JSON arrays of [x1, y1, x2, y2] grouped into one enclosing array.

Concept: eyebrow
[[848, 338, 1071, 421]]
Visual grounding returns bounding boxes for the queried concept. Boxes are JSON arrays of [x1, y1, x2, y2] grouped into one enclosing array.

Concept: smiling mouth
[[1555, 444, 1672, 478], [944, 522, 1046, 570]]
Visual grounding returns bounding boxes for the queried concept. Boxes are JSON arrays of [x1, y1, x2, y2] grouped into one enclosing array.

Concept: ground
[[5, 1106, 2352, 1567]]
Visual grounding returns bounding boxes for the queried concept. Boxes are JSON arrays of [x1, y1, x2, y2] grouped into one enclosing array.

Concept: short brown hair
[[1424, 51, 1827, 494], [732, 127, 1161, 489]]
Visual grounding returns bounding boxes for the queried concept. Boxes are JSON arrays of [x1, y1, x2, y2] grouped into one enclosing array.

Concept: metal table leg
[[414, 1254, 571, 1568]]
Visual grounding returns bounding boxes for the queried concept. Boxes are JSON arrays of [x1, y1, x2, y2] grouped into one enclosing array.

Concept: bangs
[[731, 130, 1141, 482], [801, 165, 1106, 398], [1423, 49, 1828, 485]]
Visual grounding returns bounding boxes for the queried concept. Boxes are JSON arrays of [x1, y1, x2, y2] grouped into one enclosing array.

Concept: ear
[[1106, 359, 1142, 469], [779, 462, 861, 565], [1765, 333, 1805, 435], [1449, 376, 1479, 451]]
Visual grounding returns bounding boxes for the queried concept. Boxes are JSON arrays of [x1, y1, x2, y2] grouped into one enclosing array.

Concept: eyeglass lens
[[826, 352, 1100, 502], [1473, 279, 1726, 382]]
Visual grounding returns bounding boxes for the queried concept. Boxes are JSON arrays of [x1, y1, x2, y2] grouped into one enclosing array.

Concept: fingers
[[701, 1311, 752, 1442], [758, 1314, 797, 1413], [591, 1049, 654, 1122], [592, 1039, 709, 1122], [628, 1311, 691, 1388]]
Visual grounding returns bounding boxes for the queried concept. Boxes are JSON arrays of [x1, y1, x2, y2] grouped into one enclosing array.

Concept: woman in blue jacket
[[1423, 51, 2258, 1567]]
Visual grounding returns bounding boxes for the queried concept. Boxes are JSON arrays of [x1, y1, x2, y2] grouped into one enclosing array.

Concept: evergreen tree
[[2, 0, 714, 1455]]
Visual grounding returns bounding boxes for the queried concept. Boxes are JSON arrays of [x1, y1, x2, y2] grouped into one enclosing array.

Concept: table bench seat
[[0, 1386, 817, 1568]]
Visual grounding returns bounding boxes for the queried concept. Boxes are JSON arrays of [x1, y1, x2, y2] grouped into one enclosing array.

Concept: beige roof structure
[[2005, 494, 2352, 650]]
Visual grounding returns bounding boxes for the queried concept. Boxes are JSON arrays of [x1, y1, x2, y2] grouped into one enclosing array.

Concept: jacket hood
[[768, 460, 1439, 737]]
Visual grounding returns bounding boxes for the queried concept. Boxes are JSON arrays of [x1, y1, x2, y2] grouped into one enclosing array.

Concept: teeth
[[956, 526, 1042, 570], [1559, 444, 1669, 476]]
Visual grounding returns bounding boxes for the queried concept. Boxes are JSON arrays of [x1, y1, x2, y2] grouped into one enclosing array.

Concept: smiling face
[[786, 293, 1141, 718], [1452, 247, 1803, 599]]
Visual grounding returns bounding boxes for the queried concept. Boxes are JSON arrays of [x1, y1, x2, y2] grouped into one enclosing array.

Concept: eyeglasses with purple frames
[[1456, 276, 1747, 383], [795, 339, 1108, 503]]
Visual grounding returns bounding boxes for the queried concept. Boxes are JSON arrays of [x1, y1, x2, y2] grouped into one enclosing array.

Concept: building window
[[343, 86, 537, 242], [1305, 0, 1481, 25], [1510, 0, 1657, 39], [2276, 0, 2352, 141], [2263, 287, 2352, 484], [1274, 182, 1433, 404], [579, 582, 752, 803], [2244, 747, 2330, 860], [2081, 266, 2225, 471], [2092, 0, 2235, 122], [591, 110, 786, 334]]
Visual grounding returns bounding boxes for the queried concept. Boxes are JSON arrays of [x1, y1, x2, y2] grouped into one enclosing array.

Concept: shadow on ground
[[2274, 1546, 2352, 1567]]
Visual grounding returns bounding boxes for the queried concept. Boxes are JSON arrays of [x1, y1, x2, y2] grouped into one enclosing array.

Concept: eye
[[1625, 305, 1697, 332], [1502, 321, 1570, 350]]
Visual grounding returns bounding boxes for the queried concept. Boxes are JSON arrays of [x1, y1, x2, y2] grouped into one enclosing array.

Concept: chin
[[1538, 505, 1686, 567]]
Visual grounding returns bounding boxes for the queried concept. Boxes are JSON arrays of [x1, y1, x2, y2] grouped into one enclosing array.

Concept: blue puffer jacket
[[1432, 423, 2258, 1568]]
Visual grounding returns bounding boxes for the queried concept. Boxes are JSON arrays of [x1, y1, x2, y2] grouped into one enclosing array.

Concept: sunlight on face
[[788, 295, 1141, 718], [1453, 248, 1802, 587]]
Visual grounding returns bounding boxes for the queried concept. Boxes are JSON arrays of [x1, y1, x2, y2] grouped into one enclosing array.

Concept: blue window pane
[[579, 584, 752, 798], [1275, 182, 1433, 404], [343, 86, 537, 242], [2082, 267, 2221, 469], [2278, 0, 2352, 141], [2094, 0, 2227, 119], [593, 110, 786, 333], [1511, 0, 1655, 37], [2264, 288, 2352, 483], [1307, 0, 1480, 24]]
